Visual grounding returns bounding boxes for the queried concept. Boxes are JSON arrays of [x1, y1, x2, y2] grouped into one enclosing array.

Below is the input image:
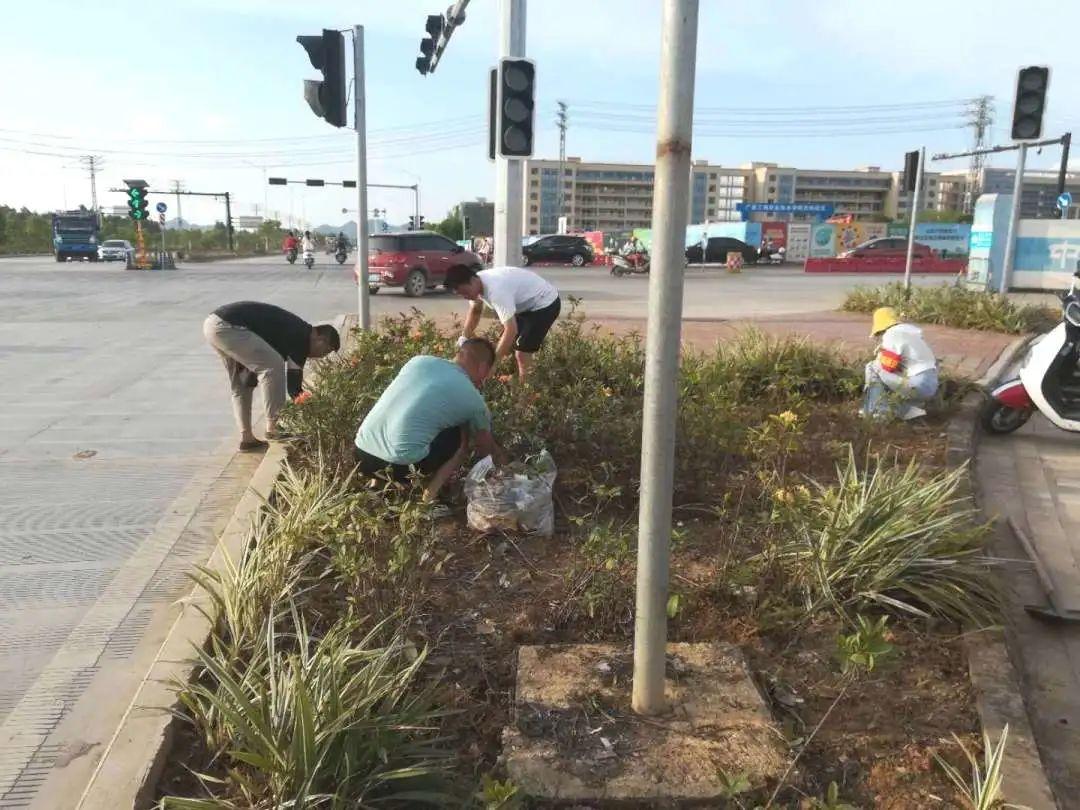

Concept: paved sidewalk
[[977, 419, 1080, 807]]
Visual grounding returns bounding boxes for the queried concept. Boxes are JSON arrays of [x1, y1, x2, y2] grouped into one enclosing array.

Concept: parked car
[[365, 232, 482, 297], [684, 237, 759, 265], [98, 239, 134, 262], [838, 237, 934, 259], [521, 234, 594, 267]]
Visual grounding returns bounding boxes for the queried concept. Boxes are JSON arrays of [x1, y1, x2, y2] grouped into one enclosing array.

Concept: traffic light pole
[[633, 0, 699, 717], [1000, 142, 1027, 296], [224, 192, 234, 251], [902, 146, 925, 292], [1058, 132, 1072, 219], [493, 0, 525, 267], [353, 25, 371, 331]]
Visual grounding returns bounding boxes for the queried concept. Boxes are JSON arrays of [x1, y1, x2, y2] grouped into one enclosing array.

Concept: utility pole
[[963, 96, 994, 214], [556, 101, 568, 224], [1000, 143, 1027, 295], [171, 180, 185, 229], [633, 0, 699, 717], [903, 147, 925, 291], [79, 155, 102, 222], [353, 24, 371, 331], [224, 192, 234, 251], [494, 0, 526, 267]]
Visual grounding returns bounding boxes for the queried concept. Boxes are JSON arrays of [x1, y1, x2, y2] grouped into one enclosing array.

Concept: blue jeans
[[862, 365, 939, 419]]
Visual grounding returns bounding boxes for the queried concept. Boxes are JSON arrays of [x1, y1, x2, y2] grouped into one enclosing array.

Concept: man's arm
[[463, 300, 484, 338], [495, 318, 518, 361], [473, 429, 507, 466]]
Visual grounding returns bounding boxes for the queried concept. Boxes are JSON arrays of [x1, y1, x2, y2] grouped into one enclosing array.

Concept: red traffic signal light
[[496, 58, 536, 158], [297, 29, 347, 128]]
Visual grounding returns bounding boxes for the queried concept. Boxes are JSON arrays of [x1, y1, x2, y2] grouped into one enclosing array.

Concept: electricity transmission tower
[[79, 155, 102, 219], [964, 96, 994, 213], [171, 180, 186, 228], [556, 101, 568, 226]]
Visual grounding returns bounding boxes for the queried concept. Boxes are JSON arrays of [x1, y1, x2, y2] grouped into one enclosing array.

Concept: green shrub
[[774, 447, 997, 626], [842, 281, 1055, 333], [283, 311, 862, 505]]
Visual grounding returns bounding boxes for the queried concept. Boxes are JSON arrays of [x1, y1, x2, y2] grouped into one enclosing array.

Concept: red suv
[[361, 232, 483, 297]]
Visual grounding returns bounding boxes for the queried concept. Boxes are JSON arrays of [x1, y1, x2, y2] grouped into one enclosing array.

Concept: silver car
[[98, 239, 134, 262]]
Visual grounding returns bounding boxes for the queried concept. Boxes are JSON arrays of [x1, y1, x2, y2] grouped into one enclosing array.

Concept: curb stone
[[950, 381, 1057, 809], [76, 313, 354, 809]]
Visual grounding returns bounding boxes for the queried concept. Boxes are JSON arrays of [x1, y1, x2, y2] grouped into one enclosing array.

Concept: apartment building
[[939, 168, 1080, 219], [522, 157, 750, 235], [746, 162, 943, 222]]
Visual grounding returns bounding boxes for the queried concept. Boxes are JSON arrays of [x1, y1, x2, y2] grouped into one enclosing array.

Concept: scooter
[[334, 246, 348, 265], [285, 246, 298, 265], [609, 251, 650, 276], [980, 262, 1080, 435], [303, 248, 315, 269]]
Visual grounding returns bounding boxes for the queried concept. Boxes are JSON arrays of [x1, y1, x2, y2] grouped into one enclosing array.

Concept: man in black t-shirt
[[203, 301, 340, 450]]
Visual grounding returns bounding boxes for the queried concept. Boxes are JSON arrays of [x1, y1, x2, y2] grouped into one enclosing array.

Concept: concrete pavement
[[0, 254, 987, 808], [976, 418, 1080, 807]]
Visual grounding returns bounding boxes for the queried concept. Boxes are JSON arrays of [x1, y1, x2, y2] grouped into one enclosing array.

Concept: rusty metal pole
[[632, 0, 699, 716]]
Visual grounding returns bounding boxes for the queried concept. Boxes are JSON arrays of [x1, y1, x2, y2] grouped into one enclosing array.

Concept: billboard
[[761, 222, 788, 251], [810, 223, 835, 257], [787, 223, 811, 262]]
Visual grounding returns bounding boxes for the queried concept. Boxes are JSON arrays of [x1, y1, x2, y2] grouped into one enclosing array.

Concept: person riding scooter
[[282, 231, 299, 263], [620, 235, 648, 269], [861, 307, 939, 420]]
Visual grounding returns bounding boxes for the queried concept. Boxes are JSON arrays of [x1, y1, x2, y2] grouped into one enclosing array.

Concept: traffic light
[[903, 150, 919, 192], [297, 29, 347, 128], [496, 58, 536, 158], [418, 215, 426, 230], [416, 14, 443, 75], [1011, 66, 1051, 141], [126, 185, 149, 221], [408, 216, 416, 231]]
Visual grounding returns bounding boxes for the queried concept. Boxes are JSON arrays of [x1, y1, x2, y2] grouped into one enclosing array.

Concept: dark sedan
[[685, 237, 759, 265]]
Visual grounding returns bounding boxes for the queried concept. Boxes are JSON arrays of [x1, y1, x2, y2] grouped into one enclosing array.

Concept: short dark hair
[[444, 264, 479, 291], [460, 337, 495, 367], [313, 324, 341, 352]]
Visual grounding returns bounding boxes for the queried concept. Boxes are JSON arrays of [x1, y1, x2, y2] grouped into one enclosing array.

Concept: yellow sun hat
[[870, 306, 901, 336]]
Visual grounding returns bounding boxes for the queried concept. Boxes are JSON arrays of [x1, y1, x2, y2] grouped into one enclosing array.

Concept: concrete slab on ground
[[976, 416, 1080, 806], [503, 643, 787, 803]]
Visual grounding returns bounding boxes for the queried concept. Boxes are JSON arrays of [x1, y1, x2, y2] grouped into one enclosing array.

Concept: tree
[[434, 206, 463, 241]]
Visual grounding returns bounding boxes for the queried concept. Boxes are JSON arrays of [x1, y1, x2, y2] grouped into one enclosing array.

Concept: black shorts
[[515, 297, 561, 353], [355, 427, 464, 481]]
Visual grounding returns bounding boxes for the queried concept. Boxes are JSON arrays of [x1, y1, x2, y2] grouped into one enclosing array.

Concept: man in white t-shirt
[[444, 265, 561, 382]]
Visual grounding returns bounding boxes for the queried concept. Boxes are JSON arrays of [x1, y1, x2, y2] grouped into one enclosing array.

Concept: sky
[[3, 0, 1080, 229]]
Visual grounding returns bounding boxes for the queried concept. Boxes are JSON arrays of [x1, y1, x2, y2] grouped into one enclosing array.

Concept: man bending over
[[354, 338, 503, 501]]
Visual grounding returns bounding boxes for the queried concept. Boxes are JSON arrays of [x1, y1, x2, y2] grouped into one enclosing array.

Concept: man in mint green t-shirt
[[354, 338, 503, 500]]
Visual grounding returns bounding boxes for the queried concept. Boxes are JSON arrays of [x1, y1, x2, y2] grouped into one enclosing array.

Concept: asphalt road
[[0, 253, 953, 807]]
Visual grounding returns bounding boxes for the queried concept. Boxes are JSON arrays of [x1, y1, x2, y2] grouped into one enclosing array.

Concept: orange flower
[[294, 391, 313, 405], [411, 329, 424, 340], [496, 374, 513, 384], [349, 358, 360, 368]]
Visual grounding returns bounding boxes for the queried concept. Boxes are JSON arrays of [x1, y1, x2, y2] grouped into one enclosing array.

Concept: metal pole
[[224, 192, 234, 251], [1058, 132, 1071, 219], [414, 184, 421, 229], [999, 143, 1027, 295], [354, 25, 371, 331], [902, 146, 925, 291], [494, 0, 525, 267], [632, 0, 698, 717]]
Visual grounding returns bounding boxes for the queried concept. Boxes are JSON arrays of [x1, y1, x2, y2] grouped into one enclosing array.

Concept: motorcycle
[[303, 248, 315, 269], [609, 250, 650, 276], [285, 246, 298, 264], [980, 261, 1080, 435], [761, 246, 785, 265], [334, 246, 349, 265]]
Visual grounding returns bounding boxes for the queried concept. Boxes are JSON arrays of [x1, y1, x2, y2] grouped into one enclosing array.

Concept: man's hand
[[463, 300, 483, 339]]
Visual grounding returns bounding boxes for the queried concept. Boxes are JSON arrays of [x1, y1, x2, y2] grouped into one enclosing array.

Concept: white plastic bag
[[464, 450, 557, 536]]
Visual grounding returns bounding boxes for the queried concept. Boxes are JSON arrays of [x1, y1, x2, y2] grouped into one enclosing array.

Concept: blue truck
[[52, 210, 100, 262]]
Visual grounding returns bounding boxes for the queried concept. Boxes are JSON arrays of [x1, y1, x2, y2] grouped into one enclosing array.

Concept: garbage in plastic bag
[[464, 450, 557, 536]]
